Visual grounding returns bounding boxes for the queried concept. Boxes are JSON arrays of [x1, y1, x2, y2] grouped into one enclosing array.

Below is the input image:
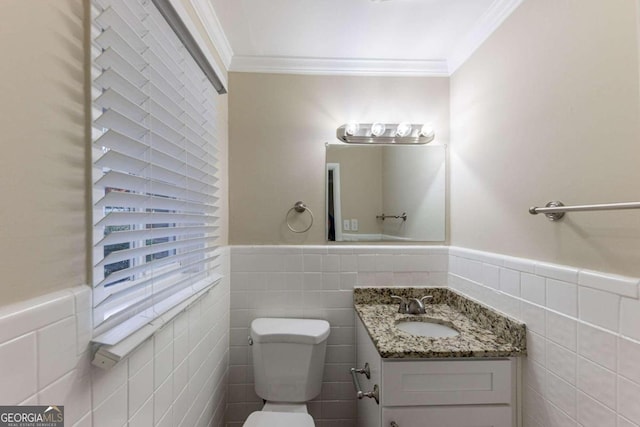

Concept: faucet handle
[[420, 295, 433, 304], [390, 295, 409, 313]]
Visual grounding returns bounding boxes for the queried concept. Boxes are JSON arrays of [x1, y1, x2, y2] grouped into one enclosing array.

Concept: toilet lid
[[243, 411, 315, 427], [251, 318, 330, 344]]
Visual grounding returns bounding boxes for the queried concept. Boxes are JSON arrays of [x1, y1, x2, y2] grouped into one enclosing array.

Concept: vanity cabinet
[[355, 317, 519, 427]]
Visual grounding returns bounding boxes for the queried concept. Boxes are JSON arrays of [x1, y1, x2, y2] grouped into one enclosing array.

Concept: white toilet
[[242, 317, 331, 427]]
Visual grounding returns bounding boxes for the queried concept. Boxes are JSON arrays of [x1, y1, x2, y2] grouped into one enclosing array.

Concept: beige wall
[[0, 0, 87, 304], [450, 0, 640, 276], [215, 93, 230, 246], [0, 0, 229, 305], [229, 73, 450, 244]]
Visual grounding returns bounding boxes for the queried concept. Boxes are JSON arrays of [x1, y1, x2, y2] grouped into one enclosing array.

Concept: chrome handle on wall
[[350, 364, 379, 404]]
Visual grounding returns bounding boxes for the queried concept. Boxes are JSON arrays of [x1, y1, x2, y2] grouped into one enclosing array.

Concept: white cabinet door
[[356, 316, 517, 427], [383, 405, 513, 427], [356, 317, 382, 427], [382, 359, 515, 406]]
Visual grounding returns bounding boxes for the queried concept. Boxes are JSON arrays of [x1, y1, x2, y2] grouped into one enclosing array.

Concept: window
[[91, 0, 223, 347]]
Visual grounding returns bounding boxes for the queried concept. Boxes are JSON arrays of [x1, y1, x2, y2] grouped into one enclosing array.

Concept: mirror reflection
[[326, 144, 446, 242]]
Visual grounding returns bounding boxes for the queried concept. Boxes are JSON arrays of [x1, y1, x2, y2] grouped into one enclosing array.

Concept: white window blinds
[[91, 0, 222, 345]]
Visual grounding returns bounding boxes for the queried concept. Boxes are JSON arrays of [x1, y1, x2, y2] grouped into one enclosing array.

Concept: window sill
[[91, 275, 221, 369]]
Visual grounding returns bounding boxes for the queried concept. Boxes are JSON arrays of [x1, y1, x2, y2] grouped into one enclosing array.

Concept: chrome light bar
[[336, 123, 435, 144]]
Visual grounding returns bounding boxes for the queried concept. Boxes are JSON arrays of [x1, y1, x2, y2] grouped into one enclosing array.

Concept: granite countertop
[[354, 287, 527, 359]]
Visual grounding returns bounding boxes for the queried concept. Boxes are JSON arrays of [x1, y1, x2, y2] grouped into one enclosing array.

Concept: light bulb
[[371, 122, 386, 137], [345, 123, 359, 136], [395, 122, 412, 137], [420, 124, 435, 138]]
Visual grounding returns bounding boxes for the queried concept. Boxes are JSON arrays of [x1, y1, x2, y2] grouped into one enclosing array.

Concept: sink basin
[[395, 320, 460, 338]]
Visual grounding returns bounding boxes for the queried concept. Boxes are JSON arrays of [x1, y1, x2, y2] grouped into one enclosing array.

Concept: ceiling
[[194, 0, 524, 76]]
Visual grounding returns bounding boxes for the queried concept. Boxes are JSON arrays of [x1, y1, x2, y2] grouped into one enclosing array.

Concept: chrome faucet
[[391, 295, 433, 315], [391, 295, 409, 314], [407, 296, 433, 315]]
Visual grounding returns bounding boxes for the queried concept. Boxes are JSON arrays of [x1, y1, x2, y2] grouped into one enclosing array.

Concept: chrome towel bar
[[376, 212, 407, 221], [350, 364, 379, 404], [529, 200, 640, 221]]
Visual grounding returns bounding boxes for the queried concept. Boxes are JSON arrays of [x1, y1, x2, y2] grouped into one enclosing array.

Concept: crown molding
[[230, 56, 449, 77], [447, 0, 525, 74], [191, 0, 522, 77], [168, 0, 227, 89], [189, 0, 234, 70]]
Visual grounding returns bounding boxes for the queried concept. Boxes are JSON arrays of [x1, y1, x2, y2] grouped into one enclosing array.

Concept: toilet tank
[[250, 318, 330, 402]]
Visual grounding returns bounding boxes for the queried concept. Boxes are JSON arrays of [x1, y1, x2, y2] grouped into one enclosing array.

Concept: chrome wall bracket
[[529, 201, 565, 221], [293, 201, 308, 213], [352, 362, 371, 379]]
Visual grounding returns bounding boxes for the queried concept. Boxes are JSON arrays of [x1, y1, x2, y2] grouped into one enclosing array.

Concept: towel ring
[[286, 201, 314, 233]]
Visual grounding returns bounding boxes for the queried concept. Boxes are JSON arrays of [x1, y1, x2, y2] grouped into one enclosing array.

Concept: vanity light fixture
[[370, 122, 386, 137], [336, 122, 436, 144], [395, 122, 413, 137], [345, 123, 360, 136], [420, 124, 435, 138]]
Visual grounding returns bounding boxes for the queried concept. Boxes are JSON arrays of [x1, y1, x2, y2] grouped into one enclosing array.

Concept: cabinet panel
[[356, 315, 518, 427], [356, 317, 382, 427], [383, 359, 514, 406], [383, 405, 513, 427]]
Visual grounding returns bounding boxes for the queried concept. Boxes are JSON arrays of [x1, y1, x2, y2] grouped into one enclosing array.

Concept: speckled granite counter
[[354, 287, 527, 359]]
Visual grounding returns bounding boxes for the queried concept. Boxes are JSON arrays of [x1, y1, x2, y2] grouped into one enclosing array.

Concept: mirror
[[326, 144, 445, 242]]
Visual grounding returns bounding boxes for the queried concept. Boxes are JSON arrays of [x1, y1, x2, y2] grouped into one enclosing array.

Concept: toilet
[[242, 317, 331, 427]]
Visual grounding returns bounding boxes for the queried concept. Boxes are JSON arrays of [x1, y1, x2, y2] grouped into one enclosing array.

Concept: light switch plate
[[351, 219, 359, 231], [343, 220, 350, 231]]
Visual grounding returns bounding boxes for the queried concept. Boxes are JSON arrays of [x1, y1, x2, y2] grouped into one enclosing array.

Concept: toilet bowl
[[241, 318, 330, 426], [243, 411, 314, 427]]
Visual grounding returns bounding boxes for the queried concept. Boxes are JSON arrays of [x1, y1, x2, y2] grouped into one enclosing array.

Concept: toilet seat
[[262, 402, 308, 413], [243, 411, 315, 427]]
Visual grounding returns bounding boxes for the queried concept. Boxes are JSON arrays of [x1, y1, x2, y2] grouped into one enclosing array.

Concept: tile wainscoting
[[0, 248, 230, 427], [228, 244, 640, 427], [226, 245, 449, 427], [1, 244, 638, 427], [448, 247, 640, 427]]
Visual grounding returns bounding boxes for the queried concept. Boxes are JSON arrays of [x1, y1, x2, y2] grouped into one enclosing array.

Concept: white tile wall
[[449, 246, 640, 427], [226, 245, 448, 427], [0, 247, 231, 427], [4, 244, 635, 427]]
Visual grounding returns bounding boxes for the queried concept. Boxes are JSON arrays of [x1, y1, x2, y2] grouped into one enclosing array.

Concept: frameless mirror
[[326, 144, 445, 242]]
